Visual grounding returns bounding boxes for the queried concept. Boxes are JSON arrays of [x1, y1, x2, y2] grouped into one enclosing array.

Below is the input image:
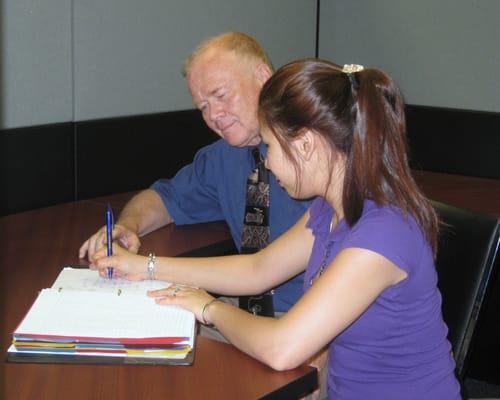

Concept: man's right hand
[[78, 224, 141, 262]]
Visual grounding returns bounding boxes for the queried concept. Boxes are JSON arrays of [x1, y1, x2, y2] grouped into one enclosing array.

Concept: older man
[[79, 32, 311, 315]]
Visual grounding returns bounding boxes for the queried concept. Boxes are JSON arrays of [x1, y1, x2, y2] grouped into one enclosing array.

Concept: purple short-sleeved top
[[305, 197, 461, 400]]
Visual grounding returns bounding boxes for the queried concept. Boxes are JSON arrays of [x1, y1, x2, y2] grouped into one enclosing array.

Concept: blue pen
[[106, 204, 114, 279]]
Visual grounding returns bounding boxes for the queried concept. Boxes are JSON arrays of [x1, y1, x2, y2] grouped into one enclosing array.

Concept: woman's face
[[261, 124, 341, 202], [260, 126, 302, 199]]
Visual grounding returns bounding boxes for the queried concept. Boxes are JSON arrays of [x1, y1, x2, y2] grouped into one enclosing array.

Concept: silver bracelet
[[147, 252, 156, 280], [201, 298, 219, 326]]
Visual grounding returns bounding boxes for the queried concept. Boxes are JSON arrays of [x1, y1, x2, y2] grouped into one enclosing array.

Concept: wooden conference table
[[0, 193, 317, 400], [2, 170, 499, 399]]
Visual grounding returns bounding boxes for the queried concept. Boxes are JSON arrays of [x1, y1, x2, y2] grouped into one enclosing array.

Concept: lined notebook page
[[16, 289, 195, 341], [52, 267, 170, 295]]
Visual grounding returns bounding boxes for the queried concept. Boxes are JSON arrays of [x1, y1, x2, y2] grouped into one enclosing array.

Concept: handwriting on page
[[52, 267, 170, 295]]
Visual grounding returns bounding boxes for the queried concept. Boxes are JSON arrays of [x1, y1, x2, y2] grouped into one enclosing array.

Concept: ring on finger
[[173, 286, 180, 296]]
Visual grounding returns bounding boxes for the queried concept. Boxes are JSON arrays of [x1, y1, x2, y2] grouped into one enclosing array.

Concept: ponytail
[[345, 68, 439, 254]]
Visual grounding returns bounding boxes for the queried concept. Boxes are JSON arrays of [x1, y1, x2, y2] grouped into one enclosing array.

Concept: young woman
[[93, 59, 461, 399]]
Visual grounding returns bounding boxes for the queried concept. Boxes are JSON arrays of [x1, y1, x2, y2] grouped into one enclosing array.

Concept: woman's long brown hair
[[259, 58, 439, 254]]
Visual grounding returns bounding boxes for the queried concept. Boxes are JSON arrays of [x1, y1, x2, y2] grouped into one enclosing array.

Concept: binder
[[7, 266, 196, 365]]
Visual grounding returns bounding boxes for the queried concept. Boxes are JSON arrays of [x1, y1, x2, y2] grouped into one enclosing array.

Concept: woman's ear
[[294, 129, 316, 161]]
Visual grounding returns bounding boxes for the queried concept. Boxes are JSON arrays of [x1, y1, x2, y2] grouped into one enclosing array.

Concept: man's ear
[[294, 129, 316, 161], [254, 62, 273, 86]]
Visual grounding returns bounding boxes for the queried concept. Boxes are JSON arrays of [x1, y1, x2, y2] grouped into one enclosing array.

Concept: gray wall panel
[[73, 0, 316, 121], [319, 0, 500, 112], [1, 0, 315, 128], [1, 0, 73, 129]]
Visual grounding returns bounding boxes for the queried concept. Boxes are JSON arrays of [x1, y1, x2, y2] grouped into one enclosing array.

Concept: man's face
[[187, 49, 267, 147]]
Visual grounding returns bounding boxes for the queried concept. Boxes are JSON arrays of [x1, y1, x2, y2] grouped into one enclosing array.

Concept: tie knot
[[252, 148, 262, 167]]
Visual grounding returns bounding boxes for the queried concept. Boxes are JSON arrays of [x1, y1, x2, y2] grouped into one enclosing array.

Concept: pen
[[106, 204, 114, 279]]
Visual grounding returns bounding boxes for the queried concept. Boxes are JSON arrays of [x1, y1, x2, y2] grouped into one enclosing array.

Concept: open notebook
[[7, 267, 196, 365]]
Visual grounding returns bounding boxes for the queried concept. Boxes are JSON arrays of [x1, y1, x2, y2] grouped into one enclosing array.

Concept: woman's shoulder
[[344, 201, 430, 273], [357, 201, 420, 236]]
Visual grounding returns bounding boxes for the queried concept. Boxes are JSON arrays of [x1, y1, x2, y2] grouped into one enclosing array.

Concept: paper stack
[[8, 267, 196, 365]]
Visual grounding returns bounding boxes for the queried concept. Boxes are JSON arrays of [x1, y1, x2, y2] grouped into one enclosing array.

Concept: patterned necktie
[[241, 148, 270, 252], [239, 148, 274, 316]]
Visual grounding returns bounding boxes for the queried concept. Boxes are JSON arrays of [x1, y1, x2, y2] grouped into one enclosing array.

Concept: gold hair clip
[[342, 64, 364, 74]]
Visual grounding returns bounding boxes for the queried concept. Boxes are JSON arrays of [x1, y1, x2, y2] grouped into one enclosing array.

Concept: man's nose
[[208, 103, 225, 122]]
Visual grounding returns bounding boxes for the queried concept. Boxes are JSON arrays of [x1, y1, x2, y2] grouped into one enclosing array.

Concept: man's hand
[[78, 224, 141, 262], [78, 189, 170, 262]]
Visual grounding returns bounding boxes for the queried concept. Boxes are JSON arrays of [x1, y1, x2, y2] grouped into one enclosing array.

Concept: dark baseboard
[[406, 105, 500, 180], [0, 110, 217, 216], [1, 105, 499, 216], [0, 122, 75, 216], [75, 110, 217, 200]]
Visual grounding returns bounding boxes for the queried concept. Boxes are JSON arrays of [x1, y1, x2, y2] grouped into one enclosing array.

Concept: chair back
[[433, 201, 500, 379]]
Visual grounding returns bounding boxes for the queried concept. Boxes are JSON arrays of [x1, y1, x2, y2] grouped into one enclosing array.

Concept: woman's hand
[[148, 286, 216, 325], [90, 244, 147, 281]]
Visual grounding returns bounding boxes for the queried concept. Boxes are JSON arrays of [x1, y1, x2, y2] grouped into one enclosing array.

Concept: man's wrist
[[116, 218, 140, 236]]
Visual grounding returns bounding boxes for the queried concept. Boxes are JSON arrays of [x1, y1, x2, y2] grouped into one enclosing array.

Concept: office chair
[[432, 201, 500, 382]]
